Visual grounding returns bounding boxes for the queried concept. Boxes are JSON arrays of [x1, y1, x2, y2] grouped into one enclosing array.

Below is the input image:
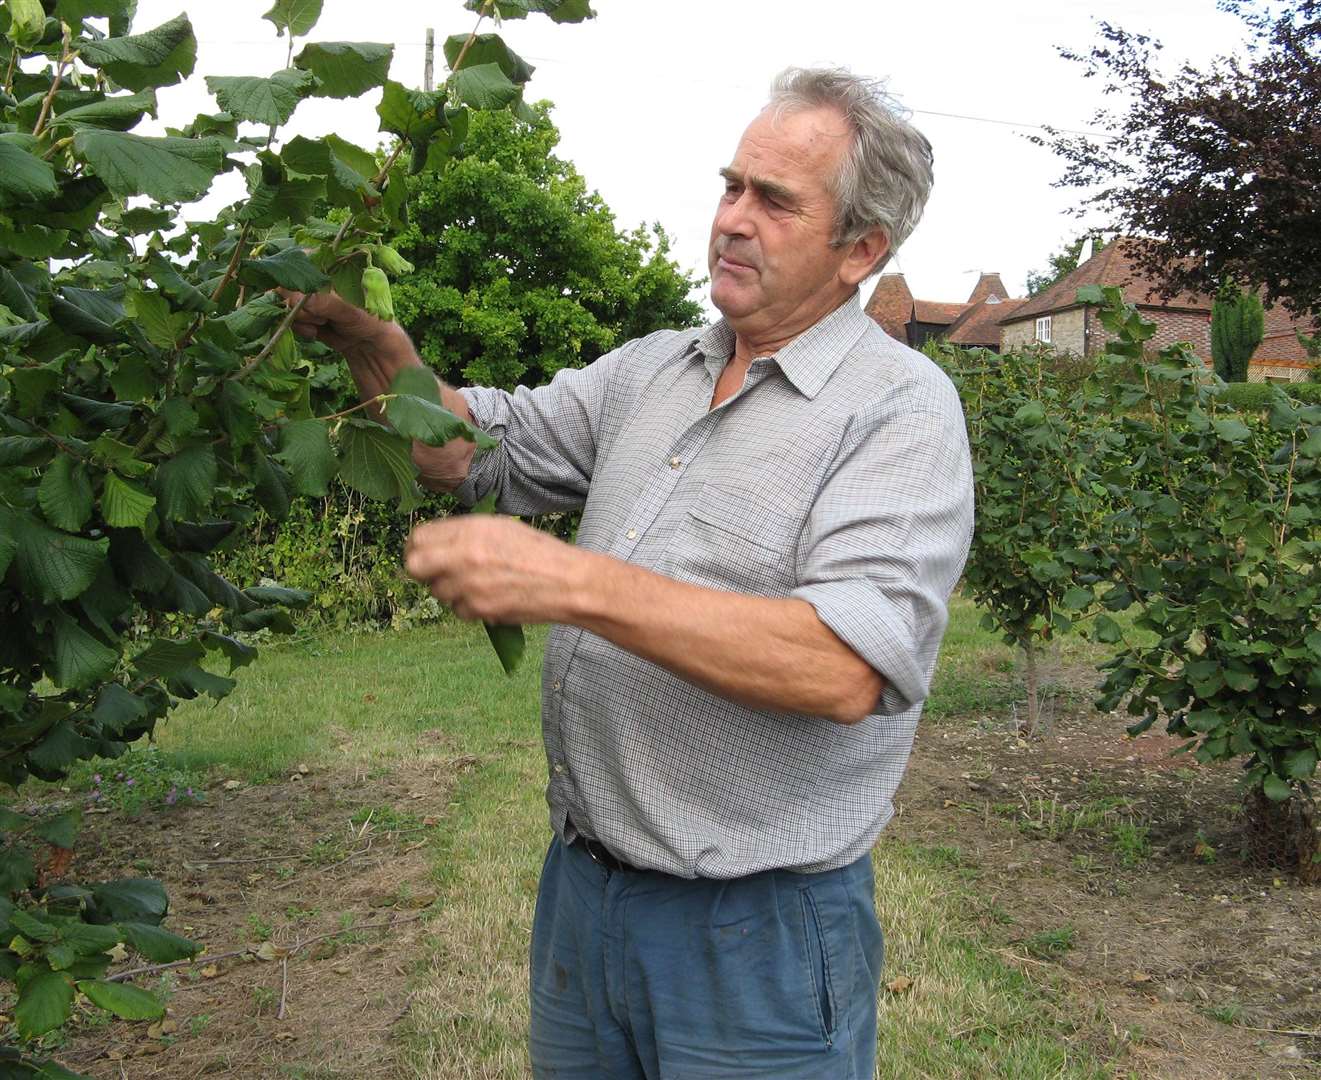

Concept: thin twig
[[107, 947, 250, 983], [449, 1, 493, 74], [3, 47, 17, 95], [232, 292, 310, 379], [276, 955, 290, 1019], [190, 852, 305, 865], [316, 395, 391, 424], [1238, 1023, 1321, 1039], [31, 31, 73, 138]]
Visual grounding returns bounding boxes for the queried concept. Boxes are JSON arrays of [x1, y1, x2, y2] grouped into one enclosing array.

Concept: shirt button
[[553, 763, 565, 774], [626, 528, 637, 540], [552, 681, 562, 691], [669, 456, 682, 469]]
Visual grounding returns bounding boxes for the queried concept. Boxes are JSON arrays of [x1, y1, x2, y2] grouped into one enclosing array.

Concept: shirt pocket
[[658, 482, 801, 597]]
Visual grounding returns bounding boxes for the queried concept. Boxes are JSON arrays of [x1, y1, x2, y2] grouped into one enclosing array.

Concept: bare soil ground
[[894, 695, 1320, 1080], [20, 702, 1320, 1079], [37, 735, 478, 1079]]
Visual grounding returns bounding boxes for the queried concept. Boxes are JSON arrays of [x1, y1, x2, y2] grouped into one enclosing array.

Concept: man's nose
[[715, 190, 756, 238]]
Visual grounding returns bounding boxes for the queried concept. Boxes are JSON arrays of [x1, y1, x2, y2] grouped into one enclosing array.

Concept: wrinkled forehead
[[730, 104, 851, 182]]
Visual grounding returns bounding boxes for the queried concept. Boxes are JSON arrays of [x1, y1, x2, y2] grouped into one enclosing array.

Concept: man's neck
[[728, 289, 856, 364]]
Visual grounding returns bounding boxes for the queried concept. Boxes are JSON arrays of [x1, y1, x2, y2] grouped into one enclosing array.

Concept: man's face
[[708, 105, 866, 337]]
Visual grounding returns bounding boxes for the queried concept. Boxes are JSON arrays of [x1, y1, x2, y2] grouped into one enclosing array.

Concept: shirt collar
[[692, 293, 873, 400]]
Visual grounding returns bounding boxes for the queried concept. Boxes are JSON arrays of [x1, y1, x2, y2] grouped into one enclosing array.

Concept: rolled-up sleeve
[[791, 398, 974, 716], [455, 347, 625, 516]]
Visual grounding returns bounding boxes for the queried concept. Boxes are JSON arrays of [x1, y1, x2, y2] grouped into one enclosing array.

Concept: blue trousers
[[529, 836, 884, 1079]]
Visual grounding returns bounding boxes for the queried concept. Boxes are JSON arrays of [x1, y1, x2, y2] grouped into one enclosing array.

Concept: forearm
[[567, 551, 885, 725]]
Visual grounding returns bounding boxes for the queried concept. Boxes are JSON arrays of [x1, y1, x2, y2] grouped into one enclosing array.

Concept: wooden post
[[424, 28, 434, 91]]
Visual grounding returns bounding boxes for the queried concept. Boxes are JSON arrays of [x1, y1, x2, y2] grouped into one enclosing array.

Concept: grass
[[121, 615, 1119, 1078]]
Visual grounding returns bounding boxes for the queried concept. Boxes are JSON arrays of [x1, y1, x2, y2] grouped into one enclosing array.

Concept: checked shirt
[[456, 295, 974, 878]]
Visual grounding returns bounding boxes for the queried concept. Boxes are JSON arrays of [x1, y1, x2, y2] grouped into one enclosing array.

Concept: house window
[[1035, 316, 1052, 344]]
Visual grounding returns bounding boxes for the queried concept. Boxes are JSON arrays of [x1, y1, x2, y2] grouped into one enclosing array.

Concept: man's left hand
[[404, 515, 589, 626]]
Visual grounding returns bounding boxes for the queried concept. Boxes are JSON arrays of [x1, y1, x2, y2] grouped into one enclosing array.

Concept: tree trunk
[[1021, 642, 1039, 737]]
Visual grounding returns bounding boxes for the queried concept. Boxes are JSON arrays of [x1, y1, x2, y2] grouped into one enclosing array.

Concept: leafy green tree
[[0, 0, 590, 1068], [1211, 282, 1266, 383], [391, 103, 704, 392], [1024, 233, 1108, 297], [1086, 285, 1321, 882], [930, 340, 1105, 734]]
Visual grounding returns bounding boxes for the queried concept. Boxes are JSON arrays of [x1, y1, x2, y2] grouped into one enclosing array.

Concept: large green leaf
[[131, 637, 206, 678], [0, 140, 58, 203], [73, 130, 226, 203], [238, 247, 329, 292], [294, 41, 393, 99], [77, 14, 198, 92], [377, 81, 447, 143], [451, 63, 520, 110], [51, 611, 117, 689], [277, 418, 337, 496], [78, 979, 164, 1020], [386, 365, 496, 448], [38, 455, 94, 533], [33, 809, 80, 849], [153, 445, 217, 520], [55, 0, 136, 34], [49, 90, 158, 132], [118, 922, 199, 963], [464, 0, 594, 21], [262, 0, 323, 37], [101, 472, 156, 528], [14, 972, 75, 1038], [86, 878, 168, 924], [442, 33, 534, 83], [205, 69, 317, 127], [2, 509, 110, 604], [338, 421, 419, 508]]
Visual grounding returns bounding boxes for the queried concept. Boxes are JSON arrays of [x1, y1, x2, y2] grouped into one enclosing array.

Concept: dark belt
[[567, 821, 643, 873]]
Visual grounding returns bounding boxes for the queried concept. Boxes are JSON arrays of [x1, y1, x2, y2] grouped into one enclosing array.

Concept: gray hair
[[768, 67, 934, 262]]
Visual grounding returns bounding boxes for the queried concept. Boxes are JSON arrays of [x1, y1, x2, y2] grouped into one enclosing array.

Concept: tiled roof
[[1004, 238, 1210, 324], [863, 274, 914, 340], [947, 296, 1026, 347], [913, 300, 967, 325], [966, 273, 1010, 305]]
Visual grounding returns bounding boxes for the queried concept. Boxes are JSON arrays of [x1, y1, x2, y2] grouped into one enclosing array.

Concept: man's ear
[[840, 227, 891, 286]]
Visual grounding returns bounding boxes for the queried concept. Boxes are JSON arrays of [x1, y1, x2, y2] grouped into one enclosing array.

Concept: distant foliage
[[1024, 233, 1108, 297], [391, 104, 704, 392], [1211, 283, 1265, 383]]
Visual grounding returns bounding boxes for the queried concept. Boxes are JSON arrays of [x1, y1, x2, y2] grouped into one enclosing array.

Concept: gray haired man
[[292, 67, 973, 1078]]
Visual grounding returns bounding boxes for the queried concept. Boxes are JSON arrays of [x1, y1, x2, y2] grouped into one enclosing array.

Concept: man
[[292, 67, 972, 1079]]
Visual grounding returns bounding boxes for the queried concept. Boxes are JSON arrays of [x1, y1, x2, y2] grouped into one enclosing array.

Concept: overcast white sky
[[126, 0, 1248, 308]]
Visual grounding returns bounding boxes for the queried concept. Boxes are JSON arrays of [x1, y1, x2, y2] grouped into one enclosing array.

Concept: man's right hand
[[281, 287, 390, 358]]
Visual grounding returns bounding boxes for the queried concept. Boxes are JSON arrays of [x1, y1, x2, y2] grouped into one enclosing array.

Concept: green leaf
[[484, 622, 525, 675], [1, 509, 110, 604], [131, 637, 206, 678], [205, 69, 317, 127], [101, 472, 156, 528], [239, 247, 329, 293], [15, 972, 75, 1038], [244, 584, 310, 607], [78, 978, 164, 1020], [1223, 668, 1259, 693], [1262, 773, 1293, 802], [277, 419, 337, 496], [377, 80, 447, 141], [451, 63, 520, 110], [52, 611, 118, 689], [1093, 614, 1123, 644], [338, 422, 419, 508], [1060, 586, 1092, 611], [87, 878, 168, 924], [1074, 284, 1105, 305], [1013, 400, 1046, 426], [443, 33, 534, 83], [465, 0, 595, 22], [252, 451, 293, 520], [1284, 747, 1318, 781], [386, 366, 496, 448], [153, 446, 217, 521], [34, 809, 80, 850], [125, 288, 185, 348], [294, 41, 394, 99], [73, 130, 226, 203], [39, 456, 94, 533], [1212, 417, 1251, 443], [0, 847, 36, 894], [92, 683, 147, 735], [119, 922, 199, 963], [0, 141, 58, 203], [77, 14, 198, 92], [55, 0, 136, 34], [263, 0, 323, 37], [11, 908, 58, 941], [49, 90, 158, 132]]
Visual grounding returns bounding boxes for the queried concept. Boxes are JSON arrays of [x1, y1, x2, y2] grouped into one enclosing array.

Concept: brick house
[[999, 238, 1316, 383], [864, 272, 1024, 351]]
